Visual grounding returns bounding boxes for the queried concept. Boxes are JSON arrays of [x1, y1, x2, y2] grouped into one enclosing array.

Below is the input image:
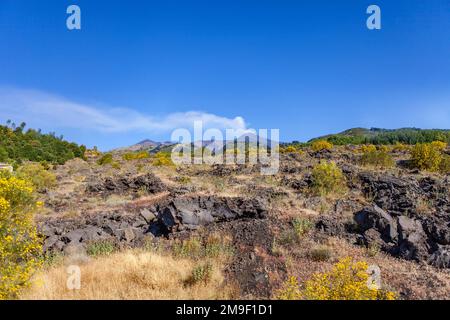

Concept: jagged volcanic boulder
[[86, 172, 166, 196], [154, 196, 268, 234]]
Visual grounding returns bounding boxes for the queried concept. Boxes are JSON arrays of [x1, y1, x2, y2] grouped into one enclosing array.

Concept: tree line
[[0, 121, 85, 166]]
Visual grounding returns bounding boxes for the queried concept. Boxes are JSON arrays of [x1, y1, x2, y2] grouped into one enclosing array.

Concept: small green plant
[[186, 263, 213, 286], [205, 234, 228, 258], [172, 237, 203, 258], [311, 161, 346, 196], [41, 251, 64, 268], [97, 153, 114, 166], [366, 243, 381, 257], [86, 239, 116, 257], [292, 217, 313, 238]]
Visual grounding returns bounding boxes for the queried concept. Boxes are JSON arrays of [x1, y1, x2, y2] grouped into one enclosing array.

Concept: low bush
[[0, 175, 42, 299], [152, 152, 174, 167], [360, 144, 377, 153], [309, 245, 332, 262], [439, 155, 450, 174], [292, 217, 313, 238], [172, 237, 203, 259], [97, 153, 114, 166], [280, 146, 303, 154], [302, 257, 396, 300], [86, 239, 116, 257], [185, 263, 213, 286], [16, 162, 57, 192], [431, 140, 448, 151], [360, 148, 394, 168], [276, 276, 302, 300], [122, 151, 150, 161], [410, 143, 442, 172], [276, 258, 396, 300], [311, 140, 333, 152], [311, 161, 346, 196], [392, 142, 410, 152]]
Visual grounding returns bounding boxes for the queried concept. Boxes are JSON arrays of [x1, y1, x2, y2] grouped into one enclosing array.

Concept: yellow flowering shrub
[[152, 152, 175, 167], [122, 151, 150, 161], [411, 143, 442, 172], [431, 140, 447, 151], [280, 146, 303, 154], [311, 140, 333, 152], [360, 144, 377, 153], [311, 161, 346, 196], [0, 176, 42, 300], [276, 258, 396, 300], [302, 258, 395, 300], [16, 162, 57, 192], [392, 142, 410, 152], [276, 276, 302, 300]]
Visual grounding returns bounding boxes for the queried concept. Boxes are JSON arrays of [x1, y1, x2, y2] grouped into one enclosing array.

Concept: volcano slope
[[26, 145, 450, 300]]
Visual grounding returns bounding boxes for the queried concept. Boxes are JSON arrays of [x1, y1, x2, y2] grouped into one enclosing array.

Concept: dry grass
[[21, 250, 237, 300]]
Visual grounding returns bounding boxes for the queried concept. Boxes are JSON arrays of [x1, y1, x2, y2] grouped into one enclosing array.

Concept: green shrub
[[292, 217, 313, 238], [311, 161, 346, 196], [186, 263, 213, 286], [360, 148, 394, 168], [86, 239, 116, 257], [439, 155, 450, 174], [410, 143, 442, 171], [97, 153, 114, 166], [16, 162, 57, 191], [172, 237, 203, 258]]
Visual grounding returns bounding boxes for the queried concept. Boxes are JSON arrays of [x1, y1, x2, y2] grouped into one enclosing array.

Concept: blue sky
[[0, 0, 449, 150]]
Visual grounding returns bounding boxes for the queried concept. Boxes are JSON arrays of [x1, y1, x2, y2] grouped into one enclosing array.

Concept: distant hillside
[[308, 127, 450, 145], [0, 122, 86, 165], [113, 139, 174, 154]]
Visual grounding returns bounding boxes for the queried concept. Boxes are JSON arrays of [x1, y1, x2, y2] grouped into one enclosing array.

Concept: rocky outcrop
[[39, 195, 268, 253], [153, 196, 268, 235], [351, 205, 449, 267], [86, 173, 166, 196]]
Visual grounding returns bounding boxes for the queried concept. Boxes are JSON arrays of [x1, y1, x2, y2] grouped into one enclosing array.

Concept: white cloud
[[0, 87, 247, 133]]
